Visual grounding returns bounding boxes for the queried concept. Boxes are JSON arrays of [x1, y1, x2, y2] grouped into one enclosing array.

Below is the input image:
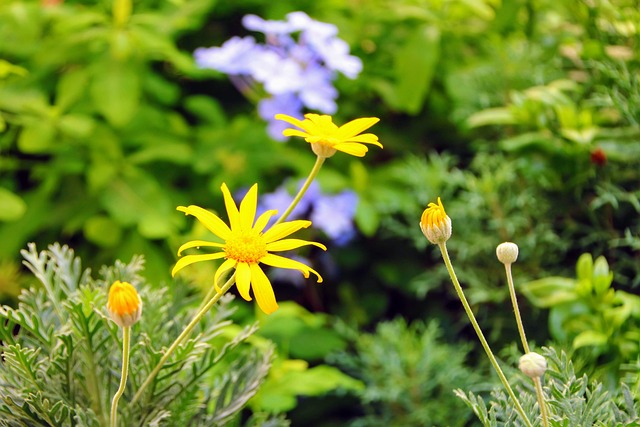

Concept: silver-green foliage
[[456, 347, 640, 427], [0, 243, 271, 426]]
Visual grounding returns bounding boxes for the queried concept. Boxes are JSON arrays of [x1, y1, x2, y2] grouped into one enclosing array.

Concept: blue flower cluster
[[256, 179, 359, 246], [194, 12, 362, 140]]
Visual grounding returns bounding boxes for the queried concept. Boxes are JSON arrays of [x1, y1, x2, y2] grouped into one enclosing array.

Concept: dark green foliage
[[332, 318, 482, 427]]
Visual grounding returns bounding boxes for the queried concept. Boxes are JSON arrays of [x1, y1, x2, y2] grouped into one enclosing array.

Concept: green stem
[[505, 263, 530, 354], [110, 326, 131, 427], [504, 263, 550, 427], [534, 377, 550, 427], [130, 275, 236, 405], [273, 156, 325, 226], [437, 243, 533, 427]]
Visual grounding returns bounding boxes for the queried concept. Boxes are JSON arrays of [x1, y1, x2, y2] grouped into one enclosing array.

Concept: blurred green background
[[1, 0, 639, 425]]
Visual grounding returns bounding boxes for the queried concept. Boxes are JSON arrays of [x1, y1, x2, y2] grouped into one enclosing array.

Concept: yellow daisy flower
[[419, 197, 452, 245], [173, 183, 326, 314], [275, 113, 382, 158]]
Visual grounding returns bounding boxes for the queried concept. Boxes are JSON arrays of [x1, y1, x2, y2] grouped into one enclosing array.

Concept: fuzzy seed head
[[496, 242, 519, 265], [519, 352, 547, 378]]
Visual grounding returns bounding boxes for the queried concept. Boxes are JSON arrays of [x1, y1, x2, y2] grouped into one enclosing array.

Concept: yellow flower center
[[224, 229, 268, 264]]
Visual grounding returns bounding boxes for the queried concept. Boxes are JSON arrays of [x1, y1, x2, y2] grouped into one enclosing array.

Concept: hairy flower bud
[[107, 281, 142, 328], [420, 197, 452, 244], [496, 242, 519, 265], [519, 352, 547, 378]]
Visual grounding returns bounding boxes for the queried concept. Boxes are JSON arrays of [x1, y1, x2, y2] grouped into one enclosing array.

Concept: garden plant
[[0, 0, 639, 426]]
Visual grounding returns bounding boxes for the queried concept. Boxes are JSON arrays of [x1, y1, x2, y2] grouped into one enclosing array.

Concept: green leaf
[[17, 122, 55, 153], [355, 198, 380, 237], [90, 60, 140, 127], [0, 188, 27, 222], [592, 255, 613, 295], [391, 25, 440, 114], [573, 330, 608, 349], [83, 216, 122, 247], [520, 277, 578, 307], [56, 67, 90, 112], [57, 114, 95, 138], [467, 107, 516, 128], [576, 253, 593, 282]]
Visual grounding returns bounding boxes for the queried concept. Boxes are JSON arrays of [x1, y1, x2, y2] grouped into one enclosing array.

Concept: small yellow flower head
[[275, 113, 382, 158], [420, 197, 452, 245], [107, 281, 142, 328], [496, 242, 519, 265], [518, 352, 547, 378]]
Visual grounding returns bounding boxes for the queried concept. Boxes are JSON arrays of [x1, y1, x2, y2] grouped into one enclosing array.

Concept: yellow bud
[[107, 280, 142, 328], [419, 197, 452, 244]]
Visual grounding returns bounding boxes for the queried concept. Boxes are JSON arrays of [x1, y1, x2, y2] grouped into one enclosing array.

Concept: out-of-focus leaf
[[58, 114, 95, 138], [467, 107, 516, 127], [56, 67, 90, 112], [391, 25, 440, 114], [355, 198, 380, 237], [573, 330, 608, 349], [520, 277, 578, 307], [83, 215, 122, 247], [90, 60, 140, 127], [0, 188, 27, 222], [17, 121, 55, 153]]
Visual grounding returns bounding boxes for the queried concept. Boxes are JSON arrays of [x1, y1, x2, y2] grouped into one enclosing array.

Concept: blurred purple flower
[[194, 36, 258, 74], [195, 12, 363, 140], [255, 179, 358, 245], [311, 190, 358, 246], [259, 94, 304, 141]]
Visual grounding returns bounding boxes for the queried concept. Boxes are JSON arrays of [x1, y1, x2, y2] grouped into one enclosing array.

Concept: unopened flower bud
[[420, 197, 452, 244], [519, 352, 547, 378], [107, 280, 142, 328], [496, 242, 519, 265]]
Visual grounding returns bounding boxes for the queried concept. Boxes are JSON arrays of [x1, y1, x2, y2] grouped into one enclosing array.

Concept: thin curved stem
[[130, 275, 236, 405], [438, 243, 533, 427], [110, 326, 131, 427], [273, 156, 325, 226], [504, 263, 549, 427], [505, 263, 530, 354]]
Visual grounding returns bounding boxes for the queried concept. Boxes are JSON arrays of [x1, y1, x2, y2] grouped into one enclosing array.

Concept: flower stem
[[504, 263, 549, 427], [437, 242, 533, 427], [130, 275, 236, 405], [273, 156, 325, 226], [110, 326, 131, 427]]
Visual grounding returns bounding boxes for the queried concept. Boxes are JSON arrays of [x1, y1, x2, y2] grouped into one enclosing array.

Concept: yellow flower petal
[[177, 240, 224, 256], [172, 253, 226, 277], [333, 142, 368, 157], [261, 253, 323, 283], [262, 220, 312, 243], [250, 264, 278, 314], [214, 258, 237, 291], [235, 262, 252, 301], [274, 114, 309, 132], [177, 205, 231, 240], [253, 209, 278, 233], [266, 239, 327, 252], [336, 117, 379, 139], [345, 133, 383, 147], [221, 183, 240, 230], [282, 129, 311, 138], [239, 184, 258, 230]]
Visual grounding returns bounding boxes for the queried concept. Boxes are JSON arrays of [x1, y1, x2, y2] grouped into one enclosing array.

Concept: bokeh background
[[1, 0, 638, 425]]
